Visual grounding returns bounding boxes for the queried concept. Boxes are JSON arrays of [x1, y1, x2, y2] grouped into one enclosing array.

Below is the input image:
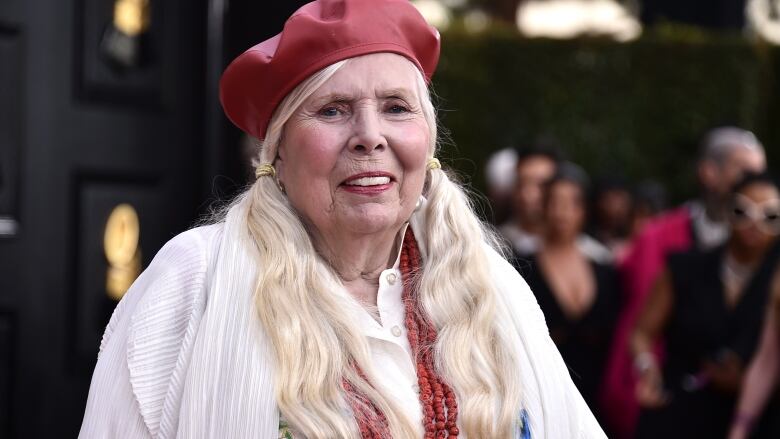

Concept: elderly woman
[[78, 0, 604, 437]]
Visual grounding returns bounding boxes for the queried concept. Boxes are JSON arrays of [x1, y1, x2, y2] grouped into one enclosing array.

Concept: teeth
[[345, 176, 391, 186]]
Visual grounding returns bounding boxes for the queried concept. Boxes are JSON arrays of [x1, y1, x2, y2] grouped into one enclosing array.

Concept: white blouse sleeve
[[79, 226, 216, 439]]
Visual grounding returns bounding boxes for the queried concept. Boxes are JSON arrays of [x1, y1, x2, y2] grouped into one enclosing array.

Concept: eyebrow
[[309, 87, 417, 105], [376, 87, 416, 100], [310, 93, 355, 105]]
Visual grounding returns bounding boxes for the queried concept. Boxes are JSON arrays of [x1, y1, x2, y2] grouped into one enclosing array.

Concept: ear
[[275, 142, 286, 184]]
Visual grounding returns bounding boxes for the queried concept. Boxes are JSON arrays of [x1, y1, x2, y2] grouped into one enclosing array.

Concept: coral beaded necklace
[[348, 228, 460, 438]]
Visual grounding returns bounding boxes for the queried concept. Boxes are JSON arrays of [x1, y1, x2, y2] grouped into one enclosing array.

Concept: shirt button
[[412, 384, 420, 393], [391, 325, 402, 337], [386, 272, 397, 285]]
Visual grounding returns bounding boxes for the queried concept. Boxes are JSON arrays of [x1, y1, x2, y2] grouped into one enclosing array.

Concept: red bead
[[395, 230, 459, 438]]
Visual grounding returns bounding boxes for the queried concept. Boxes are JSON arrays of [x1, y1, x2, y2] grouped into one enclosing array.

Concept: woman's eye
[[319, 107, 340, 117], [388, 104, 409, 114]]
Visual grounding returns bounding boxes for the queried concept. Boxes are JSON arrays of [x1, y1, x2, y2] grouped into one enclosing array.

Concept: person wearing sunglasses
[[729, 193, 780, 439], [601, 127, 766, 438], [631, 172, 780, 439]]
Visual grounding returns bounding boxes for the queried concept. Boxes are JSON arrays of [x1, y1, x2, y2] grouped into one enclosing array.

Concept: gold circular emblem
[[104, 203, 140, 267], [114, 0, 151, 37]]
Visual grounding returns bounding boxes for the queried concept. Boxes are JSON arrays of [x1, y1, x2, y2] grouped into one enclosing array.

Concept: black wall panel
[[0, 27, 21, 237], [0, 312, 14, 438], [70, 174, 166, 372], [74, 0, 167, 108]]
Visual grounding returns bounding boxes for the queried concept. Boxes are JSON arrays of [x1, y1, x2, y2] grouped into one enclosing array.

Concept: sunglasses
[[730, 194, 780, 235]]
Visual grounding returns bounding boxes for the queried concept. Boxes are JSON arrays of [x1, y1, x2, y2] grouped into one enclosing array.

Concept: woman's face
[[512, 156, 557, 226], [595, 188, 632, 233], [544, 180, 585, 242], [277, 53, 430, 238], [730, 182, 780, 252]]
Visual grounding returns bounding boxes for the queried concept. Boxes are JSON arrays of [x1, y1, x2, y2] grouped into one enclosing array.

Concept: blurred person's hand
[[635, 361, 670, 408], [702, 349, 744, 393], [727, 424, 749, 439], [727, 410, 756, 439]]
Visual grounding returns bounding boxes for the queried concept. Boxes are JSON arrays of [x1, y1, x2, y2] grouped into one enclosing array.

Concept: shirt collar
[[390, 222, 409, 270]]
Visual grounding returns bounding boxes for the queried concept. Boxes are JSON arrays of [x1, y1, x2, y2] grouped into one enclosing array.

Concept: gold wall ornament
[[103, 203, 142, 301], [101, 0, 151, 68], [113, 0, 151, 37]]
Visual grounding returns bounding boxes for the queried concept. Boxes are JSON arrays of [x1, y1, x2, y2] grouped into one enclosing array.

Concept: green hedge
[[432, 28, 780, 203]]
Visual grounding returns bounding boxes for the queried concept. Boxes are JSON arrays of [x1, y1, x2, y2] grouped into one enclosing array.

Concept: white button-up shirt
[[346, 225, 424, 434]]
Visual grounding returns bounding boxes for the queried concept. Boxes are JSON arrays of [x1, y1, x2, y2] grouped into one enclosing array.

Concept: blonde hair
[[221, 56, 523, 438]]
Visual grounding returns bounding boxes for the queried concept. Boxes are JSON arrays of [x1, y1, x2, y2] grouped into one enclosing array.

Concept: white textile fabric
[[687, 200, 730, 251], [499, 222, 613, 264], [80, 208, 606, 439]]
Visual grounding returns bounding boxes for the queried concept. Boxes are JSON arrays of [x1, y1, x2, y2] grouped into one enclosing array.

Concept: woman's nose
[[348, 109, 387, 153]]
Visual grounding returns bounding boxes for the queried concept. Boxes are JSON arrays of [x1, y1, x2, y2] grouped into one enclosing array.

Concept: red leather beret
[[219, 0, 441, 140]]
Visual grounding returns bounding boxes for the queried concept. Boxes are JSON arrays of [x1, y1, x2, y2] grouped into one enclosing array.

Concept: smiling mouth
[[343, 176, 391, 187], [340, 173, 395, 194]]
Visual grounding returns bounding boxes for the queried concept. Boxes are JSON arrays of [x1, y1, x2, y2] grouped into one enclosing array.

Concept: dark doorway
[[0, 0, 207, 436], [0, 0, 317, 436]]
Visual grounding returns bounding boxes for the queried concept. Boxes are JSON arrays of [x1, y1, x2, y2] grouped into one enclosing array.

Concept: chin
[[339, 206, 407, 235]]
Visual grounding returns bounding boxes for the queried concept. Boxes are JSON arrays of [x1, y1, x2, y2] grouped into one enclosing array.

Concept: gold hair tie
[[426, 158, 441, 170], [255, 163, 276, 179]]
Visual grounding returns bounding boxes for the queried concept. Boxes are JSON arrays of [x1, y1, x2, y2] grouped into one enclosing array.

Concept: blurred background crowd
[[485, 129, 780, 438], [3, 0, 780, 437]]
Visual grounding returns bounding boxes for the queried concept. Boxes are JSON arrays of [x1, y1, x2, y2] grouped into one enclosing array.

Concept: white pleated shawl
[[79, 207, 606, 439]]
